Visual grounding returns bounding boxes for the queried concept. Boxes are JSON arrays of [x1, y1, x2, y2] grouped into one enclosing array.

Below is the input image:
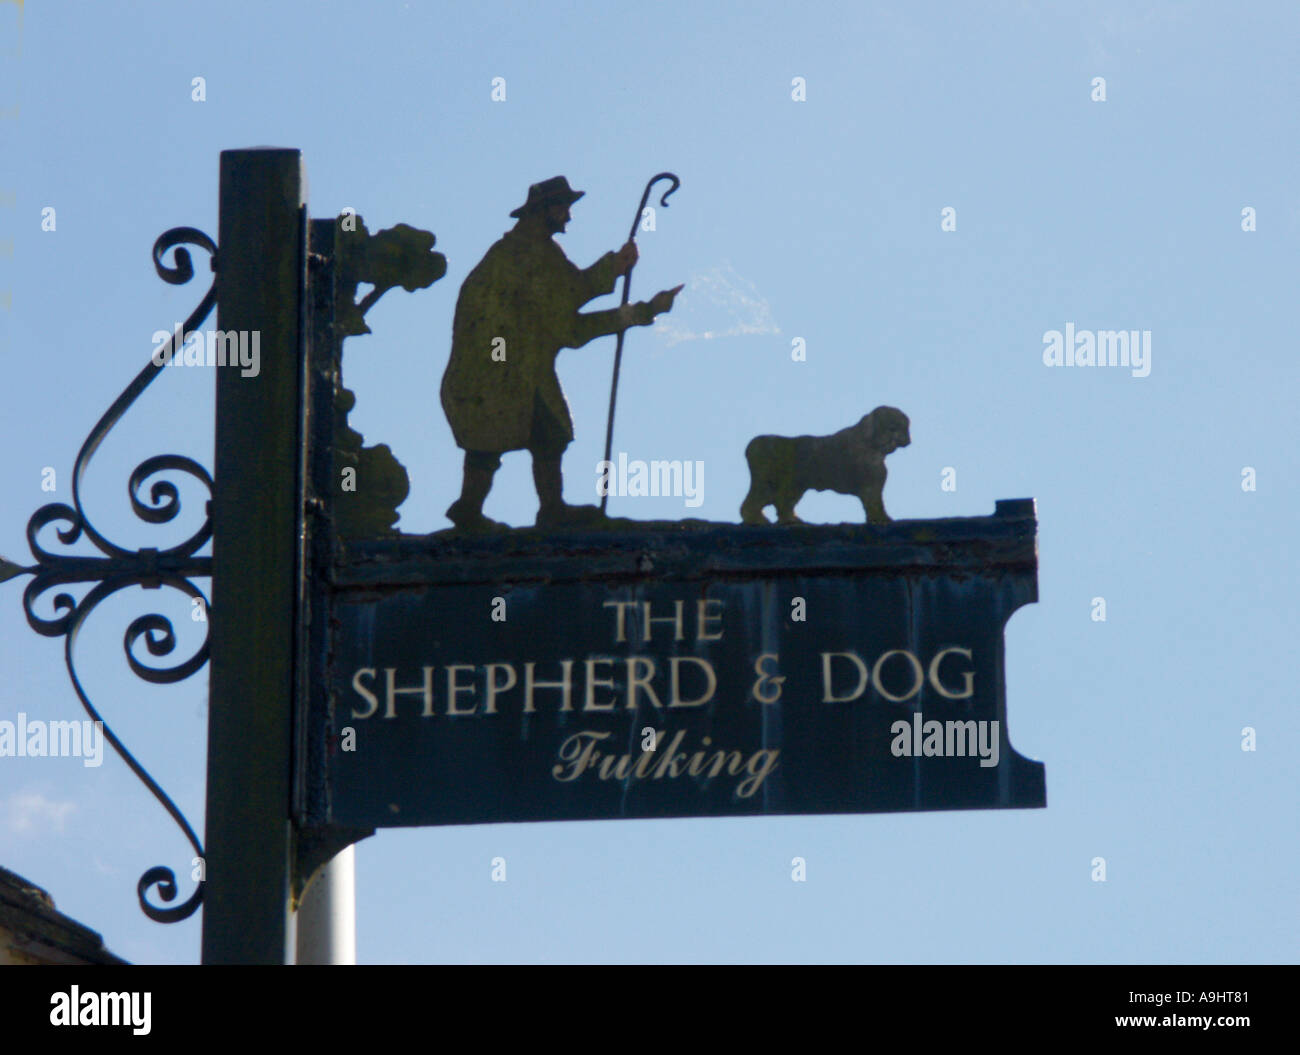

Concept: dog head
[[858, 406, 911, 453]]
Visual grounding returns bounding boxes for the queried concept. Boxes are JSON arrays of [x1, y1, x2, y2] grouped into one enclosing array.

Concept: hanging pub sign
[[295, 168, 1046, 837], [0, 151, 1046, 960]]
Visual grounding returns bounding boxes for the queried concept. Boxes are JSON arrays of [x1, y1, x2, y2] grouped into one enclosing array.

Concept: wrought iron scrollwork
[[7, 227, 218, 924]]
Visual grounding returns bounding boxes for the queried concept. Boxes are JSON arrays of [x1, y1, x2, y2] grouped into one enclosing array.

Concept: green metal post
[[201, 148, 306, 964]]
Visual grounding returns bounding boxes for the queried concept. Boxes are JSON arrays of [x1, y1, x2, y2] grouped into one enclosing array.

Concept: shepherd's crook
[[601, 172, 681, 514]]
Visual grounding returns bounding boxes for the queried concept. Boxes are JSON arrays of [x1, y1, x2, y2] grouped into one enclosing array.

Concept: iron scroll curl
[[15, 227, 218, 924]]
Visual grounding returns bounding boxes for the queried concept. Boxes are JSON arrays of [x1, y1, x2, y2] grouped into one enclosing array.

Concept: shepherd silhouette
[[441, 176, 683, 531]]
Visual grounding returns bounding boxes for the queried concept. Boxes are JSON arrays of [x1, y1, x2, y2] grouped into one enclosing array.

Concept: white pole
[[295, 846, 356, 964]]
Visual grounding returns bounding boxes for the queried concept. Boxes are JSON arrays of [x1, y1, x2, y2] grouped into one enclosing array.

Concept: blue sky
[[1, 0, 1297, 963]]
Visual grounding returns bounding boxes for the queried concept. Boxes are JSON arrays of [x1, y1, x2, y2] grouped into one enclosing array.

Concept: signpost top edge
[[332, 499, 1038, 589]]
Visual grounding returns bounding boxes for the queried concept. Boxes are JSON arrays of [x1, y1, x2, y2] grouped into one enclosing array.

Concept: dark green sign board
[[319, 502, 1044, 829]]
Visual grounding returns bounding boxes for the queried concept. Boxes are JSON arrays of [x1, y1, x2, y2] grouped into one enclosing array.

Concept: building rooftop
[[0, 865, 127, 965]]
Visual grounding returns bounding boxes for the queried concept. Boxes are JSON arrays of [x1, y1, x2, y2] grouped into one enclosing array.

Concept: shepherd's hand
[[615, 241, 639, 275], [648, 284, 685, 316]]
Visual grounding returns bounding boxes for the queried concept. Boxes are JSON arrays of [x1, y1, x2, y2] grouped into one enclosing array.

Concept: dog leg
[[740, 486, 771, 525], [776, 491, 806, 524], [860, 490, 891, 525]]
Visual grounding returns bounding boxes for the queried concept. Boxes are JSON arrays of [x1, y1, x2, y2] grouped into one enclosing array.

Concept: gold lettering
[[598, 752, 634, 780], [384, 666, 435, 718], [444, 664, 477, 715], [687, 736, 715, 776], [602, 600, 637, 643], [650, 731, 688, 777], [524, 660, 574, 713], [928, 647, 975, 699], [705, 748, 744, 777], [549, 731, 779, 801], [668, 656, 716, 707], [736, 750, 780, 798], [634, 739, 661, 778], [350, 667, 379, 719], [642, 599, 685, 641], [483, 663, 516, 714], [696, 598, 724, 641], [552, 731, 609, 781], [625, 656, 662, 709], [584, 657, 617, 711], [752, 652, 784, 703], [821, 651, 868, 702], [872, 650, 924, 702]]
